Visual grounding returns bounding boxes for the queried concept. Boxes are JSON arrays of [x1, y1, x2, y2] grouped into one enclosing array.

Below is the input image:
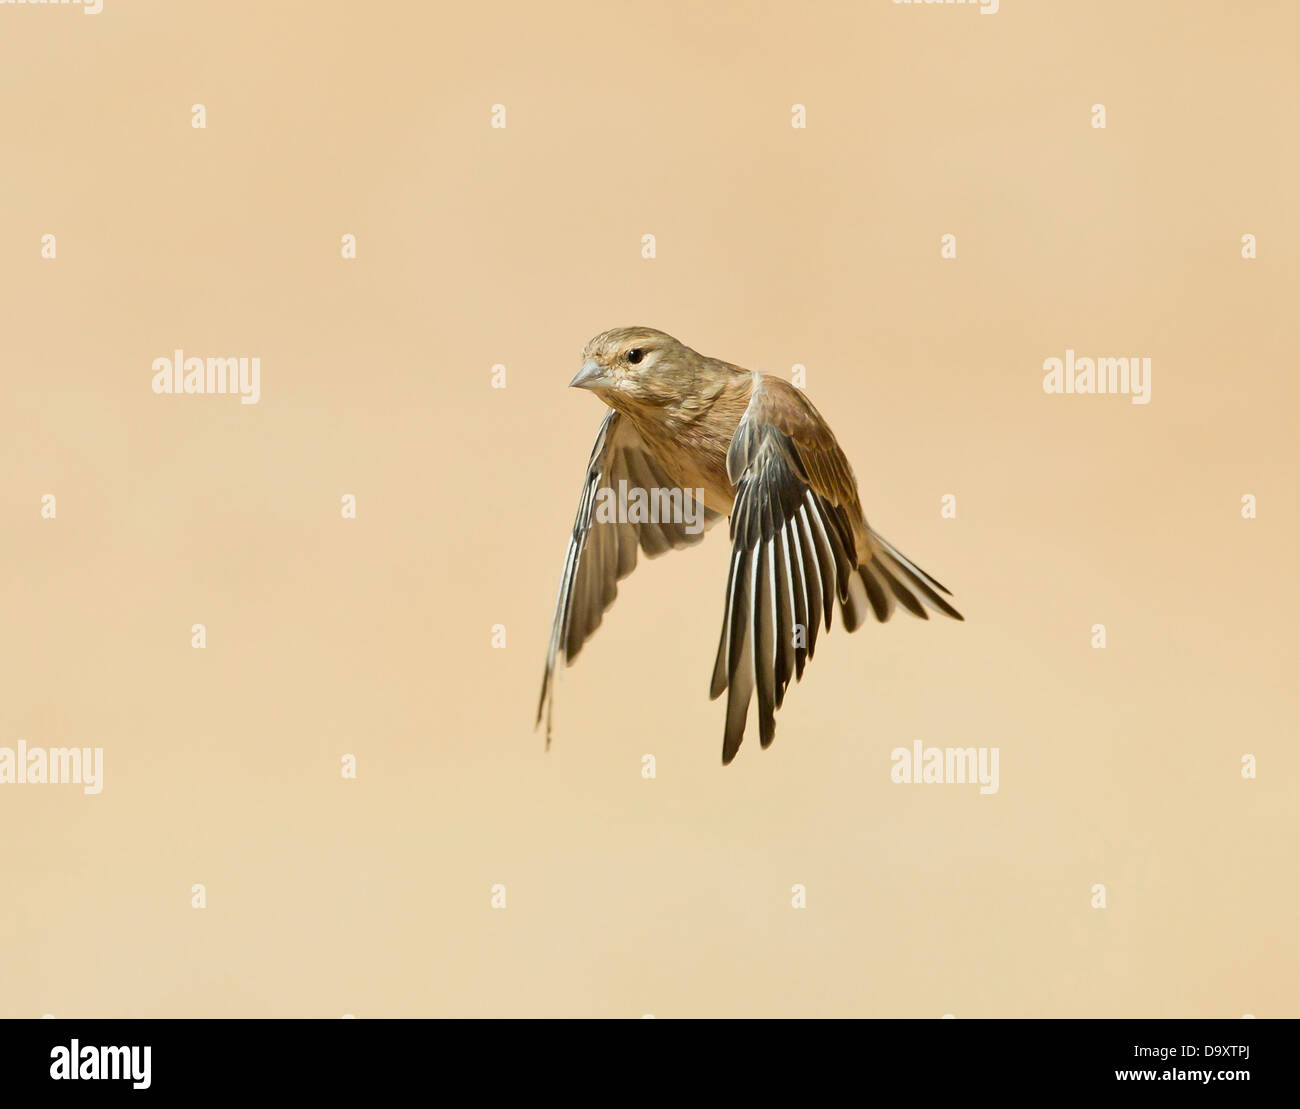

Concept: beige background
[[1, 0, 1296, 1017]]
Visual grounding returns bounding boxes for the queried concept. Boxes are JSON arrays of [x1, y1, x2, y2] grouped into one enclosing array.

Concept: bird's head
[[569, 327, 699, 410]]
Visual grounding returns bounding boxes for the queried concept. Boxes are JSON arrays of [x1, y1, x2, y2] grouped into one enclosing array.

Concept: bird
[[537, 327, 963, 765]]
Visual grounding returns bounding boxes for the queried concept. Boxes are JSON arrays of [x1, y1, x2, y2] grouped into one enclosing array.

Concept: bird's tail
[[842, 529, 964, 630]]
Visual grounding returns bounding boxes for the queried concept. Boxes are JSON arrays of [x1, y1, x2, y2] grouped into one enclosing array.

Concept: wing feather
[[539, 411, 721, 745], [712, 375, 962, 762]]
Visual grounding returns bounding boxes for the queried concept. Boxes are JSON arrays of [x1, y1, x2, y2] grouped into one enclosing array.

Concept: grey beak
[[568, 357, 606, 391]]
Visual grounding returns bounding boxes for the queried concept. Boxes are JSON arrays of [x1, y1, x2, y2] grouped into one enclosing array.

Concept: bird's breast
[[625, 411, 737, 517]]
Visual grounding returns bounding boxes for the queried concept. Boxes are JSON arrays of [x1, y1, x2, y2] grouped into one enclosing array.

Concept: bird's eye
[[626, 348, 644, 365]]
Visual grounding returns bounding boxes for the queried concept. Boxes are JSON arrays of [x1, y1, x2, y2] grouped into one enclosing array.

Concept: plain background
[[1, 0, 1296, 1017]]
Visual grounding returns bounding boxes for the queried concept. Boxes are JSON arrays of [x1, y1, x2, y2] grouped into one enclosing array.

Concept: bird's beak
[[568, 357, 607, 391]]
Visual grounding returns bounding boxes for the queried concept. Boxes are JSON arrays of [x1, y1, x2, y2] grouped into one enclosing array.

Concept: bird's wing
[[538, 410, 721, 745], [710, 374, 967, 764], [710, 376, 867, 763]]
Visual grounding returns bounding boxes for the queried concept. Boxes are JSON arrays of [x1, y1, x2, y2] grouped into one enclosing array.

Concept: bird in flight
[[538, 327, 963, 764]]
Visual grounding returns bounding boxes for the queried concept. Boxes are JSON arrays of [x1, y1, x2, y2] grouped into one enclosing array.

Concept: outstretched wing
[[710, 375, 961, 764], [538, 410, 720, 745]]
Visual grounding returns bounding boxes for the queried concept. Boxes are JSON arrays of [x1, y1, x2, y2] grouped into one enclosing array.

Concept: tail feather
[[860, 530, 964, 622], [859, 562, 895, 622]]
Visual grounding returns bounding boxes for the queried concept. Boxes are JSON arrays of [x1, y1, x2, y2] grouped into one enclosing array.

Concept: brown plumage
[[538, 327, 963, 765]]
